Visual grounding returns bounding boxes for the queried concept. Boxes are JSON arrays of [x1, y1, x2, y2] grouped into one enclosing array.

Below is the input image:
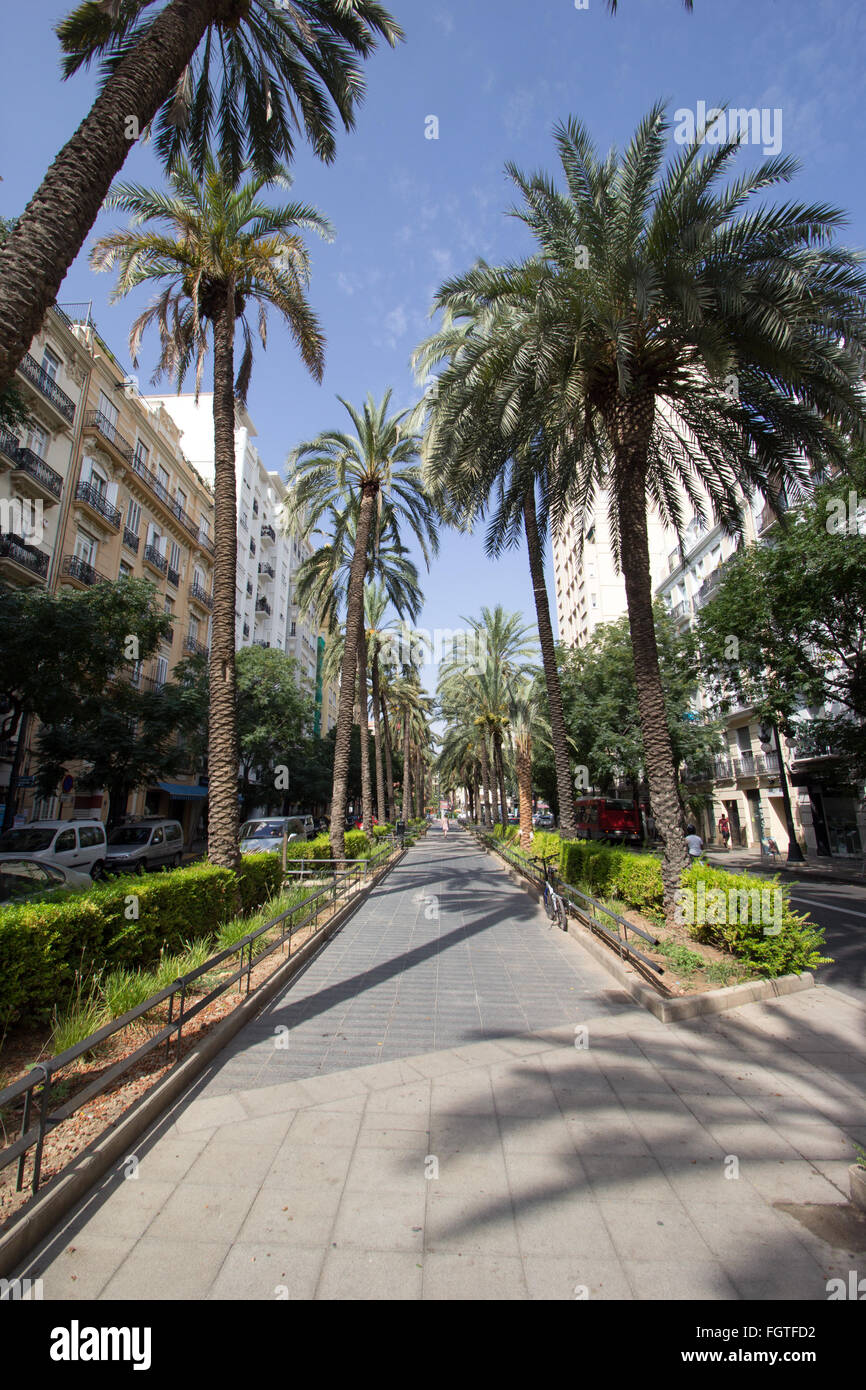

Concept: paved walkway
[[15, 829, 866, 1301], [705, 846, 865, 886]]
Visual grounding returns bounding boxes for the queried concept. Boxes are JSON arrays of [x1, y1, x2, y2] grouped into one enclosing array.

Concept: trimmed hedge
[[544, 833, 828, 979]]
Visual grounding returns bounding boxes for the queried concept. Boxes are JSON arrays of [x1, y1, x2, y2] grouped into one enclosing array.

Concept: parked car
[[105, 818, 184, 874], [295, 814, 316, 840], [533, 811, 555, 829], [0, 819, 108, 880], [238, 817, 307, 855], [0, 857, 94, 905]]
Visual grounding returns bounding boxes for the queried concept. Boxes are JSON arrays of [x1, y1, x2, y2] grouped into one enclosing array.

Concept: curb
[[479, 840, 815, 1024], [0, 849, 404, 1279]]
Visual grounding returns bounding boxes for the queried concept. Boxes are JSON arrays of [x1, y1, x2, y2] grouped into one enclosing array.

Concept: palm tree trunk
[[357, 613, 373, 837], [0, 0, 219, 395], [207, 287, 241, 871], [479, 732, 492, 828], [523, 490, 576, 838], [370, 651, 386, 823], [494, 730, 508, 826], [401, 713, 411, 822], [380, 688, 396, 822], [330, 483, 376, 861], [414, 747, 423, 820], [612, 437, 689, 920], [516, 745, 533, 852]]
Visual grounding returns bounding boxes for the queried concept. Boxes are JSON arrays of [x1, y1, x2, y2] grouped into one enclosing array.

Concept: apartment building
[[147, 394, 320, 688], [552, 496, 670, 648], [0, 303, 89, 592], [0, 305, 215, 840], [659, 496, 864, 860]]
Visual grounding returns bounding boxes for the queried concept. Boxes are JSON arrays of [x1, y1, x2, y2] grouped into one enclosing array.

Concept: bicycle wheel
[[542, 883, 557, 922], [555, 895, 568, 931]]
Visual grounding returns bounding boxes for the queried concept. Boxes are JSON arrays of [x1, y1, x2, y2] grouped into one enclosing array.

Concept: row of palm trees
[[437, 605, 547, 854]]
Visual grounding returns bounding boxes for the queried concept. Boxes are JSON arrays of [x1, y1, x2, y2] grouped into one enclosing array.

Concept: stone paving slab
[[13, 829, 866, 1301]]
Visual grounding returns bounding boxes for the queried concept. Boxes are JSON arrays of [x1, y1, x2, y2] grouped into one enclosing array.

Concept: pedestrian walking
[[441, 813, 448, 837], [717, 813, 731, 849]]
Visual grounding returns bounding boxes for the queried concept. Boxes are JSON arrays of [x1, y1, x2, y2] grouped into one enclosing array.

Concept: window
[[98, 390, 118, 430], [164, 597, 174, 615], [88, 464, 108, 496], [240, 511, 248, 530], [176, 488, 187, 512], [152, 828, 164, 845], [126, 498, 141, 534], [189, 614, 200, 640], [147, 523, 163, 551], [134, 439, 149, 470], [119, 561, 133, 579], [25, 422, 49, 459], [290, 621, 296, 636], [157, 464, 170, 496], [78, 826, 103, 848], [55, 829, 76, 853], [169, 540, 181, 573], [74, 531, 98, 565], [155, 656, 168, 689], [41, 346, 61, 382]]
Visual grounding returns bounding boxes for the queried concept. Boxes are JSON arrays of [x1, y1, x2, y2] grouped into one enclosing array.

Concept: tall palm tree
[[423, 104, 866, 921], [287, 392, 439, 857], [414, 300, 578, 838], [506, 681, 550, 853], [0, 0, 402, 395], [92, 157, 329, 867]]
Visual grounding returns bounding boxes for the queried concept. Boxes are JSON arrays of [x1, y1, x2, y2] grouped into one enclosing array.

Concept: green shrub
[[680, 862, 830, 977], [236, 853, 282, 911], [99, 967, 158, 1020]]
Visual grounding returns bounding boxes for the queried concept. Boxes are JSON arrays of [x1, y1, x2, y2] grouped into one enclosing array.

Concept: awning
[[157, 782, 209, 800]]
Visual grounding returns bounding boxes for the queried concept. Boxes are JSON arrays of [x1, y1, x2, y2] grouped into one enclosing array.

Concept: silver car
[[239, 817, 307, 855], [105, 819, 185, 874], [0, 858, 93, 905]]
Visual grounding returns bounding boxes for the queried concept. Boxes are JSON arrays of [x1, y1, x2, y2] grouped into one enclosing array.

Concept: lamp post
[[758, 721, 804, 863]]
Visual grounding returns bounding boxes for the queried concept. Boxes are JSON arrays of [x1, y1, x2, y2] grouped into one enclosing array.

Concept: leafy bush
[[681, 862, 830, 977]]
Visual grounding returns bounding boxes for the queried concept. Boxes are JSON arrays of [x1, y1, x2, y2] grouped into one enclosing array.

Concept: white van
[[0, 819, 108, 879]]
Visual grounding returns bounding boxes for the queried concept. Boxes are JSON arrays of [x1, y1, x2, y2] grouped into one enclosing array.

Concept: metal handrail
[[479, 831, 664, 976], [0, 838, 398, 1197]]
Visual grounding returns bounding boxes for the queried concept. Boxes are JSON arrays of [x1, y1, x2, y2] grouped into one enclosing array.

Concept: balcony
[[167, 566, 180, 588], [757, 750, 781, 777], [75, 480, 121, 531], [184, 632, 209, 658], [12, 448, 64, 505], [253, 639, 271, 648], [122, 526, 140, 554], [0, 533, 49, 585], [197, 530, 214, 556], [713, 756, 734, 781], [84, 410, 135, 465], [16, 353, 76, 427], [0, 426, 20, 469], [260, 524, 276, 545], [733, 752, 756, 778], [255, 596, 271, 617], [258, 561, 275, 581], [680, 763, 713, 785], [670, 598, 693, 624], [189, 580, 214, 612], [143, 544, 168, 576], [61, 553, 107, 588]]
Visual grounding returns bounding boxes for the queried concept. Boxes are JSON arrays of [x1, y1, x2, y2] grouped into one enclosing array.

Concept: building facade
[[0, 305, 214, 840]]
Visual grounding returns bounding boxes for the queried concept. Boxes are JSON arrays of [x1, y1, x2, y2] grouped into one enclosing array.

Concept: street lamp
[[758, 721, 804, 863]]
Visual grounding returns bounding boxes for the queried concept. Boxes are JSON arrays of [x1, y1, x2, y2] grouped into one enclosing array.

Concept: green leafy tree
[[696, 458, 866, 775], [0, 577, 172, 829]]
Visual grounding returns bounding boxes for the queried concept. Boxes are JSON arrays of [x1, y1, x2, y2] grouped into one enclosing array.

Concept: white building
[[146, 394, 319, 691], [552, 492, 670, 648]]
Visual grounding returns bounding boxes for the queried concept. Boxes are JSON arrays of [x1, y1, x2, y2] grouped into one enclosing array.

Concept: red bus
[[574, 797, 642, 846]]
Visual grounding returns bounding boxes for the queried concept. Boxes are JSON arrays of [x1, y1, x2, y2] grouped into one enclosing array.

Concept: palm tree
[[0, 0, 402, 396], [506, 681, 550, 852], [414, 301, 578, 838], [423, 104, 866, 921], [92, 157, 330, 867], [287, 392, 439, 858]]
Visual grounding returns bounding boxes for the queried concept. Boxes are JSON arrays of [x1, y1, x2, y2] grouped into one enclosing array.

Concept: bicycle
[[535, 851, 568, 931]]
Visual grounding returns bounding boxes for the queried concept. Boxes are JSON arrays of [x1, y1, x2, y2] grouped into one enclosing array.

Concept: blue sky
[[3, 0, 866, 683]]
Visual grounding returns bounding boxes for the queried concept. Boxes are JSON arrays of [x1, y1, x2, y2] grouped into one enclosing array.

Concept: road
[[785, 881, 866, 1008]]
